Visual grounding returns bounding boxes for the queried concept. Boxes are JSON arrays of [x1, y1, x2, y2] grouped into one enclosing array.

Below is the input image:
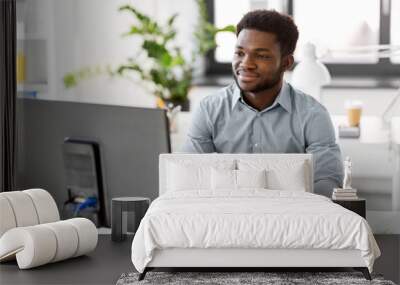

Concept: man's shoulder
[[289, 84, 329, 117], [289, 84, 336, 140], [199, 83, 236, 109]]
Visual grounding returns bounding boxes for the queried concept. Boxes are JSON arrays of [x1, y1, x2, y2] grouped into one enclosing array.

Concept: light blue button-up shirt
[[182, 81, 343, 197]]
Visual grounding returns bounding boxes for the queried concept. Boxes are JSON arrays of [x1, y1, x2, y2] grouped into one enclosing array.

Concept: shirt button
[[256, 113, 261, 117], [254, 143, 259, 147]]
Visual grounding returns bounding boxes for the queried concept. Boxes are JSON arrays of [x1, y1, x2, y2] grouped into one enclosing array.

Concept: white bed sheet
[[131, 190, 380, 273]]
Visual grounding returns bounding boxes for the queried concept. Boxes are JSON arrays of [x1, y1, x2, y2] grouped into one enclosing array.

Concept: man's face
[[232, 29, 287, 93]]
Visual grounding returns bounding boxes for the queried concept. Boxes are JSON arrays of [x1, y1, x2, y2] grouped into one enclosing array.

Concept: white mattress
[[131, 190, 380, 273]]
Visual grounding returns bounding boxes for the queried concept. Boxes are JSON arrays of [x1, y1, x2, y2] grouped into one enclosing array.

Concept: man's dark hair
[[236, 10, 299, 56]]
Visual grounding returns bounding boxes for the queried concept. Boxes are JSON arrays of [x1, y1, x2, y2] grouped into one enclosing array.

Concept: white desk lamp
[[291, 42, 331, 102]]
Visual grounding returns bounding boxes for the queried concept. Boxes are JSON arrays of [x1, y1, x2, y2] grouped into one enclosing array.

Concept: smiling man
[[182, 10, 343, 197]]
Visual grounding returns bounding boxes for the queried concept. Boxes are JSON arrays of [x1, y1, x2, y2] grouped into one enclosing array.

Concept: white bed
[[131, 154, 380, 280]]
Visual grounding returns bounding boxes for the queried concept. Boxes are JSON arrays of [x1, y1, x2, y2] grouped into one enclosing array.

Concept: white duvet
[[131, 190, 380, 273]]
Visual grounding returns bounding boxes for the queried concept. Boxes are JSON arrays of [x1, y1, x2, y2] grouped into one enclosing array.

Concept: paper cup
[[345, 100, 363, 127]]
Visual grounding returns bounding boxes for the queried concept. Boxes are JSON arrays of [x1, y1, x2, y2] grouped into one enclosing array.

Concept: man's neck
[[242, 81, 283, 111]]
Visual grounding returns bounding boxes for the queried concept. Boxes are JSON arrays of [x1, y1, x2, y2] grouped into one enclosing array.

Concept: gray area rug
[[116, 271, 396, 285]]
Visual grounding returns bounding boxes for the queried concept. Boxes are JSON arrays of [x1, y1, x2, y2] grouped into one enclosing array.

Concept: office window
[[293, 0, 380, 63], [207, 0, 400, 76], [214, 0, 286, 63], [391, 0, 400, 63]]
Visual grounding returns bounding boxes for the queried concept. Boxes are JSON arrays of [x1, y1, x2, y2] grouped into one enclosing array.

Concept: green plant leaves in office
[[63, 0, 235, 103]]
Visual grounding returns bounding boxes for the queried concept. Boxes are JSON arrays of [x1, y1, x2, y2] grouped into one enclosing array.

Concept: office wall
[[25, 0, 199, 107]]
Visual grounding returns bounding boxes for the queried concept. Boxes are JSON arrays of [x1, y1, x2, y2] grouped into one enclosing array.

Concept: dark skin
[[232, 29, 294, 111]]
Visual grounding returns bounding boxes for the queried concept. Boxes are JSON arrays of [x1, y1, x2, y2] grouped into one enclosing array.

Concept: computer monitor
[[62, 138, 106, 226], [16, 98, 171, 226]]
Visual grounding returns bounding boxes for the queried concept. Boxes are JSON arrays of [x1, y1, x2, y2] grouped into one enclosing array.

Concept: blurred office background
[[6, 0, 400, 234]]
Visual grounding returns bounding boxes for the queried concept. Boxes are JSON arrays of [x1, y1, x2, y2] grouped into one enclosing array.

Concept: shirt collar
[[273, 81, 292, 113], [231, 81, 292, 113], [231, 84, 242, 111]]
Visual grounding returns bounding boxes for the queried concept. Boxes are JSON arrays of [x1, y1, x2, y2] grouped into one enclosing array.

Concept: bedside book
[[332, 195, 359, 200], [333, 188, 357, 193], [332, 188, 358, 200]]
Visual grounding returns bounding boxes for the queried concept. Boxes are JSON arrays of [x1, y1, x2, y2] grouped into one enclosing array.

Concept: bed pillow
[[211, 168, 236, 190], [237, 159, 309, 192], [211, 168, 268, 190], [236, 169, 267, 189], [167, 160, 235, 191]]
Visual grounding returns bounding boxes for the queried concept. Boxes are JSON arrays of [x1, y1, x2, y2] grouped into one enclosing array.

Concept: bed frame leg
[[138, 268, 148, 281], [354, 267, 371, 280]]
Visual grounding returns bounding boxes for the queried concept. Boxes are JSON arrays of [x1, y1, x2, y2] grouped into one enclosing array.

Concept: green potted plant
[[63, 0, 235, 111]]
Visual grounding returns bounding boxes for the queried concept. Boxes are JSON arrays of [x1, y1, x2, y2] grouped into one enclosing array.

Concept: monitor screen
[[16, 98, 170, 226]]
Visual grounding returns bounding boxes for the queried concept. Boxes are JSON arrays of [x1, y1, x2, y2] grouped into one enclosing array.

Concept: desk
[[331, 116, 400, 212], [340, 117, 400, 234]]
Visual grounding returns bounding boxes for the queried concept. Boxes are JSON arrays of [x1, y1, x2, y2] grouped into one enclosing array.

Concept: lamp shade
[[291, 43, 331, 102]]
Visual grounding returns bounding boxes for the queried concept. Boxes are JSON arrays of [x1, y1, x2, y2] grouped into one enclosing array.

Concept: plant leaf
[[167, 13, 178, 27], [142, 40, 174, 67], [217, 24, 236, 33], [120, 5, 162, 36], [63, 73, 77, 88], [171, 54, 185, 66]]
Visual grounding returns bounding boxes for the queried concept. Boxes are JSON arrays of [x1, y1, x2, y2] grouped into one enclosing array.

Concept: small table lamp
[[291, 42, 331, 102]]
